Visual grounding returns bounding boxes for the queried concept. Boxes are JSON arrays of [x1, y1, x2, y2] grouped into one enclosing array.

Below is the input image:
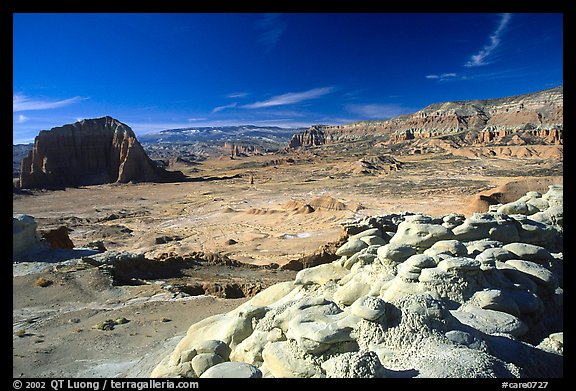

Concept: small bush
[[35, 277, 53, 287]]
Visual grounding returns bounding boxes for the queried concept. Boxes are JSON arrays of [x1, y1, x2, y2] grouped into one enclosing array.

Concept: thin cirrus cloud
[[240, 87, 336, 109], [425, 73, 458, 81], [226, 92, 248, 99], [465, 13, 512, 67], [16, 114, 29, 123], [256, 13, 287, 53], [426, 14, 512, 82], [212, 102, 238, 114], [13, 93, 86, 112]]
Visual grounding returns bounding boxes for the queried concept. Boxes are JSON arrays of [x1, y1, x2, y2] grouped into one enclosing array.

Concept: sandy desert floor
[[12, 145, 563, 377]]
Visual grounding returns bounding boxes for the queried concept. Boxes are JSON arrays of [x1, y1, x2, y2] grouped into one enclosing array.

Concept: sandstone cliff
[[18, 117, 186, 189], [288, 86, 563, 149]]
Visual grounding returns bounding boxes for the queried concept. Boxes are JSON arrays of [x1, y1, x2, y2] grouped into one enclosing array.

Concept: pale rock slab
[[536, 332, 563, 355], [468, 289, 520, 316], [542, 184, 563, 208], [465, 239, 504, 257], [380, 277, 428, 302], [294, 263, 348, 286], [502, 243, 553, 264], [350, 296, 386, 321], [510, 215, 559, 247], [424, 239, 468, 257], [505, 259, 557, 289], [437, 257, 481, 273], [261, 341, 322, 378], [389, 215, 454, 250], [191, 353, 224, 377], [360, 235, 388, 246], [200, 362, 262, 378], [343, 251, 377, 270], [475, 247, 514, 270], [442, 213, 466, 229], [451, 305, 528, 337], [333, 270, 376, 306], [496, 201, 539, 216], [229, 330, 270, 365], [194, 339, 231, 360], [376, 243, 417, 264], [286, 302, 353, 351], [335, 239, 369, 257], [349, 228, 383, 240], [452, 213, 519, 243], [13, 214, 48, 258], [247, 281, 297, 307], [527, 198, 550, 212]]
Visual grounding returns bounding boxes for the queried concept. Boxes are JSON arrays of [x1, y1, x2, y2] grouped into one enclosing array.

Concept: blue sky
[[13, 13, 563, 144]]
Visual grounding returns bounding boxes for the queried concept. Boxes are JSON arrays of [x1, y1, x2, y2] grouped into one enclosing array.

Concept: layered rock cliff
[[288, 86, 563, 149], [18, 117, 186, 189]]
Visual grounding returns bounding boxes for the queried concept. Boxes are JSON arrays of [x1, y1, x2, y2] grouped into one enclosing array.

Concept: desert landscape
[[13, 85, 563, 378]]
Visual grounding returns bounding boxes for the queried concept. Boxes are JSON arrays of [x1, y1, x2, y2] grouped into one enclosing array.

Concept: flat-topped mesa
[[288, 86, 563, 149], [18, 117, 186, 189]]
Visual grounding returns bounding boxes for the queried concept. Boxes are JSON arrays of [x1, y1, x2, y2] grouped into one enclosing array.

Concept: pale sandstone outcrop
[[200, 362, 262, 378], [151, 185, 563, 378], [13, 214, 47, 258]]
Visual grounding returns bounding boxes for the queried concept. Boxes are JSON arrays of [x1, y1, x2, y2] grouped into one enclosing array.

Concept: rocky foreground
[[151, 185, 563, 378]]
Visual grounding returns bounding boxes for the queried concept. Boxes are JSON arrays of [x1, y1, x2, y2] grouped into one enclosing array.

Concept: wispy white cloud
[[256, 14, 286, 53], [465, 13, 512, 67], [425, 72, 458, 81], [187, 117, 208, 122], [16, 114, 29, 123], [226, 92, 248, 99], [345, 103, 414, 119], [463, 67, 535, 82], [13, 93, 87, 112], [211, 102, 238, 114], [241, 87, 335, 109]]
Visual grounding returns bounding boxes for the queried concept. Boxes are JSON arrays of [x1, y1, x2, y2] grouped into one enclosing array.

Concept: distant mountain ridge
[[289, 86, 563, 149], [139, 125, 304, 144]]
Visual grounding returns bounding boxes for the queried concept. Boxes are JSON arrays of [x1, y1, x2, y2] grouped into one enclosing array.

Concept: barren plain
[[12, 142, 563, 378]]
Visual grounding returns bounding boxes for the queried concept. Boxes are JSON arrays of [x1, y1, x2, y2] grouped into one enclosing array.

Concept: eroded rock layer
[[288, 86, 562, 149], [18, 117, 185, 189], [151, 185, 563, 378]]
